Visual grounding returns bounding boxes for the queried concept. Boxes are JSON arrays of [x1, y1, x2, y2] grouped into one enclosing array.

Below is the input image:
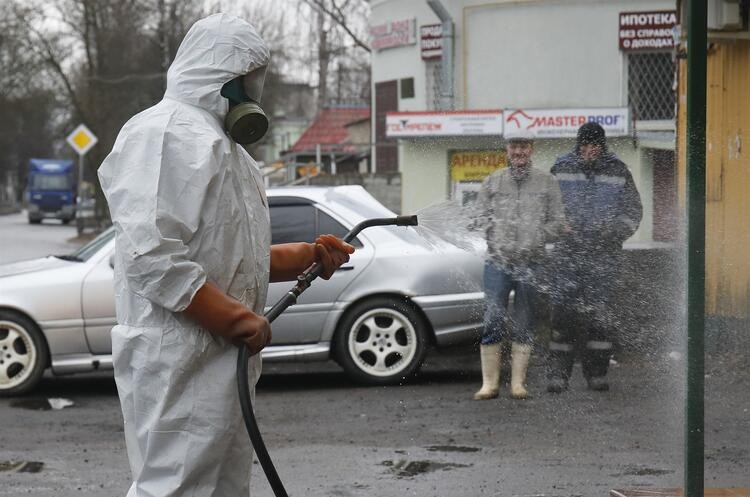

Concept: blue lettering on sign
[[588, 115, 620, 125]]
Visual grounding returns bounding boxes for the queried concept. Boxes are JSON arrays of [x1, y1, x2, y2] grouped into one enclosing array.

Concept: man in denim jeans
[[472, 131, 565, 400]]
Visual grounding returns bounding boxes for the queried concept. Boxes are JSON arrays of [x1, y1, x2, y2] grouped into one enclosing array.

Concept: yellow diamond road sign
[[66, 124, 98, 155]]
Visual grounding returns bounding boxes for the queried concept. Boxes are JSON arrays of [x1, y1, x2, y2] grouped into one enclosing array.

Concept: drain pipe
[[426, 0, 454, 110], [685, 0, 706, 495]]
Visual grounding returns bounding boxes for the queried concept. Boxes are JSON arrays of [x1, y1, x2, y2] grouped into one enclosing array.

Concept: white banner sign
[[504, 108, 630, 138], [386, 111, 503, 137]]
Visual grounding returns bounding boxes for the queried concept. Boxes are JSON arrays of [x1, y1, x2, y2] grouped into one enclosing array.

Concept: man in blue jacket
[[547, 122, 642, 392]]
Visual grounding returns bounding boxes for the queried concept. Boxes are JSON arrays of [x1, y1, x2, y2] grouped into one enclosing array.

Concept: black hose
[[237, 215, 418, 497], [237, 346, 288, 496]]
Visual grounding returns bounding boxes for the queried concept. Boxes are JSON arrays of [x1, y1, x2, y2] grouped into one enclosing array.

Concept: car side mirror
[[108, 253, 115, 269]]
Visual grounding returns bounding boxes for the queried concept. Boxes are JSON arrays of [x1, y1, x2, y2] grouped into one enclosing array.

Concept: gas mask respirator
[[221, 69, 269, 145]]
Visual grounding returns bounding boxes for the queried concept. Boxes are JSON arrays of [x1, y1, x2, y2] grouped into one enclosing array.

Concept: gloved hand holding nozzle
[[270, 235, 355, 282], [184, 235, 354, 354]]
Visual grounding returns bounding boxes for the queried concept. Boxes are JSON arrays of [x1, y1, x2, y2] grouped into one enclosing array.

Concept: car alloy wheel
[[335, 297, 428, 385], [0, 312, 48, 396]]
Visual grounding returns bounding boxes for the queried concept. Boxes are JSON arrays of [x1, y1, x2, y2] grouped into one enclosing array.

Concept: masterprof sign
[[619, 11, 677, 51], [386, 110, 504, 138], [370, 18, 417, 51], [504, 108, 629, 138]]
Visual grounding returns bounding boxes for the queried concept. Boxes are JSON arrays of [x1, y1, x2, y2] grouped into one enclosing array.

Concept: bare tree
[[0, 3, 64, 200], [298, 0, 370, 110], [7, 0, 204, 224]]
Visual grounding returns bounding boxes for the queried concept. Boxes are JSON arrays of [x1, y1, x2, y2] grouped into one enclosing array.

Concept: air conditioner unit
[[707, 0, 743, 30]]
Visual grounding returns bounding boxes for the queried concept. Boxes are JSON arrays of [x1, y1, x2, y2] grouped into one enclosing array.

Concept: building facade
[[370, 0, 678, 243]]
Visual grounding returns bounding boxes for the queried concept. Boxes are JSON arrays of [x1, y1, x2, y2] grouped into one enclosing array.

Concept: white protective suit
[[98, 13, 271, 497]]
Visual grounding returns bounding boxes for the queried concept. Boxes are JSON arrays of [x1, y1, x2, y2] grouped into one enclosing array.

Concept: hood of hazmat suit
[[98, 13, 271, 497]]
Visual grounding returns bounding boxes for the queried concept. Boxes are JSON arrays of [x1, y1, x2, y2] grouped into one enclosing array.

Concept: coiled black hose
[[237, 215, 418, 497]]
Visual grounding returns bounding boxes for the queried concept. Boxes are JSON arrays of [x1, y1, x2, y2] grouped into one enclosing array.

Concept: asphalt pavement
[[1, 348, 748, 497], [0, 211, 81, 264], [0, 211, 748, 496]]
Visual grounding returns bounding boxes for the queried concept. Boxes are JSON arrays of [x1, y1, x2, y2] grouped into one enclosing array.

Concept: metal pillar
[[76, 154, 85, 236], [685, 0, 706, 495]]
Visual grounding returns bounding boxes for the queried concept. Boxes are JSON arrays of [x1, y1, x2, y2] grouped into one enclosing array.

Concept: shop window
[[400, 77, 415, 99]]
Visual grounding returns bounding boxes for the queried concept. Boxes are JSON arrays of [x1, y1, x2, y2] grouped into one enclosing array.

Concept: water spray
[[237, 215, 419, 497]]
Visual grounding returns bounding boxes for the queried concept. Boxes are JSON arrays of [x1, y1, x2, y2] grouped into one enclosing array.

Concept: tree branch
[[20, 16, 88, 123], [304, 0, 370, 53]]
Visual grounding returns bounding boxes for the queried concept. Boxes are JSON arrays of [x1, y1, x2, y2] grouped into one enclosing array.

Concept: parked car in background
[[0, 186, 484, 395]]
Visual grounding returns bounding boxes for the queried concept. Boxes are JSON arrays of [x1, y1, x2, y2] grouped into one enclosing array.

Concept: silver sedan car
[[0, 186, 484, 395]]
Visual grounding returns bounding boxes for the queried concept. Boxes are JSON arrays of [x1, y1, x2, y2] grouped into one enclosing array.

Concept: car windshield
[[323, 188, 395, 220], [68, 227, 115, 262]]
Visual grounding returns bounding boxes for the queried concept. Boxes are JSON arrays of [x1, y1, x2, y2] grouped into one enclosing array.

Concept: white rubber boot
[[510, 342, 532, 400], [473, 344, 502, 400]]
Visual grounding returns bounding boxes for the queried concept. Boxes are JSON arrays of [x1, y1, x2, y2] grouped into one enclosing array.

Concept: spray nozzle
[[395, 215, 419, 227]]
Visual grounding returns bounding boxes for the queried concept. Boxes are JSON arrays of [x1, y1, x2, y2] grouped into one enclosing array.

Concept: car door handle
[[337, 266, 355, 271]]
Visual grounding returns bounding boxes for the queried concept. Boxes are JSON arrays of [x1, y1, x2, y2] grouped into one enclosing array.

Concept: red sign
[[618, 10, 677, 51], [420, 24, 442, 60], [370, 18, 417, 51]]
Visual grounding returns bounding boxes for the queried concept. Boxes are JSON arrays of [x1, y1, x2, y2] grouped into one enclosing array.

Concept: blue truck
[[27, 158, 77, 224]]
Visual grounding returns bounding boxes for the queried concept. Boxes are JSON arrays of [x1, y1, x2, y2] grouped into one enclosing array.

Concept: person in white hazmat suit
[[98, 13, 354, 497]]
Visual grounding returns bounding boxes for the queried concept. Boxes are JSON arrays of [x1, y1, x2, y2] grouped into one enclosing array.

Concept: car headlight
[[28, 204, 40, 212]]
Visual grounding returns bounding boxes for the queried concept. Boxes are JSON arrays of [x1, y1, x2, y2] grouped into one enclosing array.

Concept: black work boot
[[587, 376, 609, 391], [547, 376, 569, 393], [546, 342, 573, 394]]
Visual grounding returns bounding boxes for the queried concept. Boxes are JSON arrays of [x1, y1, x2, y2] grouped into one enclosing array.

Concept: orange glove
[[314, 234, 355, 279], [183, 282, 271, 354], [270, 236, 355, 282]]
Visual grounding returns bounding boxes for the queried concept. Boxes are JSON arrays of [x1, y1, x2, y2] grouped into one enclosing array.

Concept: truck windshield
[[31, 175, 71, 190]]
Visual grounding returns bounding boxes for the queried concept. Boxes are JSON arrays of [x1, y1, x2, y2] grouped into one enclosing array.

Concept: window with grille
[[425, 60, 441, 110], [627, 52, 676, 121]]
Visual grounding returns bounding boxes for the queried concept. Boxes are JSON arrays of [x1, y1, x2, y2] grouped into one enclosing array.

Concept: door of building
[[651, 149, 677, 242], [375, 80, 398, 172]]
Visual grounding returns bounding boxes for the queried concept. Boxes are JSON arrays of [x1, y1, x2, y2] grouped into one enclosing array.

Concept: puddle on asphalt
[[0, 461, 44, 473], [9, 398, 75, 410], [9, 398, 52, 410], [381, 459, 471, 478], [622, 466, 674, 476], [425, 445, 481, 453]]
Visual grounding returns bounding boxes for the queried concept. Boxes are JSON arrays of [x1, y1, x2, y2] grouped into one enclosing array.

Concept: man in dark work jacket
[[547, 122, 643, 393]]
